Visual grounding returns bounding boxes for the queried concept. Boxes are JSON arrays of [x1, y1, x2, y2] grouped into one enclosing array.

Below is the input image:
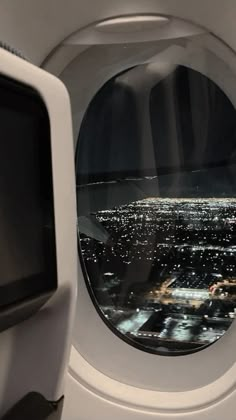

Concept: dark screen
[[0, 76, 56, 307]]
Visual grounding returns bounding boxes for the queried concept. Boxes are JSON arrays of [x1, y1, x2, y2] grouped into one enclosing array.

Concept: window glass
[[76, 64, 236, 355]]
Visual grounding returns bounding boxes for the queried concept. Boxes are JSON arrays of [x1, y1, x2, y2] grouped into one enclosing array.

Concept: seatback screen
[[0, 75, 56, 307]]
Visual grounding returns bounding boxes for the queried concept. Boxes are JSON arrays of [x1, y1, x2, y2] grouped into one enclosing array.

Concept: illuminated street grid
[[80, 198, 236, 354]]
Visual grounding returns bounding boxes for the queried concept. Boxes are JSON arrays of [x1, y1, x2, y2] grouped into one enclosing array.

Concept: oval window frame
[[61, 32, 236, 397]]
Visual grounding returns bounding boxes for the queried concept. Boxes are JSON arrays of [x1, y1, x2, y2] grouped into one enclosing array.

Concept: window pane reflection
[[76, 64, 236, 355]]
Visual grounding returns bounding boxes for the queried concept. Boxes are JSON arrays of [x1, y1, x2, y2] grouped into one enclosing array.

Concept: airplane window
[[76, 64, 236, 355]]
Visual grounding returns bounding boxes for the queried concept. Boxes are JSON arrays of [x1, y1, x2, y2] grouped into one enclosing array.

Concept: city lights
[[80, 197, 236, 354]]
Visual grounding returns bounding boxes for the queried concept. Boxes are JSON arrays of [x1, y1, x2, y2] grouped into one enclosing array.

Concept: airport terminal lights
[[80, 197, 236, 354]]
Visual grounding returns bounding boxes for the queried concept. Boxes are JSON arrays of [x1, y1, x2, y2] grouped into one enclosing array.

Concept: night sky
[[77, 65, 236, 198]]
